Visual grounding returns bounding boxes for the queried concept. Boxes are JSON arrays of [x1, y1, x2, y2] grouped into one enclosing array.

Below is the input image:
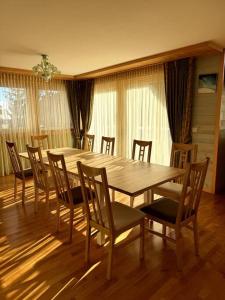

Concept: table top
[[20, 147, 185, 197]]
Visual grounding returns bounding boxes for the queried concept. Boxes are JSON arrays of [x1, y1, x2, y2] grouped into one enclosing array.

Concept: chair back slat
[[84, 134, 95, 151], [132, 139, 152, 163], [26, 145, 47, 189], [170, 143, 198, 184], [100, 136, 115, 156], [170, 143, 198, 168], [77, 161, 114, 231], [177, 157, 209, 224], [47, 152, 73, 205], [6, 141, 24, 177], [31, 135, 49, 149]]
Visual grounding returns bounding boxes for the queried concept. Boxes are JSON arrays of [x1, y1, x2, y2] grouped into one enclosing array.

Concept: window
[[89, 78, 117, 153], [0, 87, 27, 129], [89, 65, 171, 165]]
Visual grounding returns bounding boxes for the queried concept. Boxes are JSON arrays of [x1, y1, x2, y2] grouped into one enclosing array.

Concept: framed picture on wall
[[198, 73, 218, 94]]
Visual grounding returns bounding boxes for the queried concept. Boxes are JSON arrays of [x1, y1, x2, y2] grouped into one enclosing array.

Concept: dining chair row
[[5, 140, 209, 280], [5, 137, 199, 209]]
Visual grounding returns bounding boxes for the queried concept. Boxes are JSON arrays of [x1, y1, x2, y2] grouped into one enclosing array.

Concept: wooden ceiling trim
[[0, 66, 74, 80], [0, 42, 223, 80], [74, 41, 223, 79]]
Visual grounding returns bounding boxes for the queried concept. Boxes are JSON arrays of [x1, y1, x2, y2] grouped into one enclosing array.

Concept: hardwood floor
[[1, 175, 225, 300]]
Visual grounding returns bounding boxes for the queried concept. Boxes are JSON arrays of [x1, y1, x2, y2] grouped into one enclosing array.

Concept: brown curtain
[[164, 58, 195, 143], [77, 80, 94, 140], [66, 79, 94, 148], [66, 81, 81, 148]]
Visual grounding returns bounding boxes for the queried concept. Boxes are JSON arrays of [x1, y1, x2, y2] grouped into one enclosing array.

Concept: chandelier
[[32, 54, 60, 81]]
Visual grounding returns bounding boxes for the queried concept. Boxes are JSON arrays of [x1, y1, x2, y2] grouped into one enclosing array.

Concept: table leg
[[144, 189, 153, 204]]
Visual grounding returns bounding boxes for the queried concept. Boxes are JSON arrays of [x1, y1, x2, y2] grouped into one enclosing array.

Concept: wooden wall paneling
[[214, 50, 225, 193], [192, 55, 221, 193]]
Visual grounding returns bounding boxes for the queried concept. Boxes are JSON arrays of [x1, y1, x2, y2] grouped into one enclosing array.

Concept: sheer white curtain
[[121, 65, 171, 165], [89, 65, 171, 165], [0, 72, 73, 175], [89, 76, 117, 153]]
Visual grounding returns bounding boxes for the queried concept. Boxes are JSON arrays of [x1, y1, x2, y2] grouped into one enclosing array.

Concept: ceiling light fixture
[[32, 54, 60, 81]]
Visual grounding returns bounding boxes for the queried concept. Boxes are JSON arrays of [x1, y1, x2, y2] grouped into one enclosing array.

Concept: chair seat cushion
[[15, 168, 33, 179], [92, 202, 146, 232], [153, 182, 191, 201], [59, 186, 93, 206], [140, 197, 194, 224]]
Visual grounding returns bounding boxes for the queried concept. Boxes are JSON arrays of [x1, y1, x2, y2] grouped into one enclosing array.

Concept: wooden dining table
[[20, 147, 185, 200], [20, 147, 185, 244]]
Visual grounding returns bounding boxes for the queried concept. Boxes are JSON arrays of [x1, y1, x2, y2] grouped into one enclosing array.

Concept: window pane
[[125, 85, 171, 165], [0, 87, 27, 129], [89, 90, 117, 153], [38, 89, 71, 130]]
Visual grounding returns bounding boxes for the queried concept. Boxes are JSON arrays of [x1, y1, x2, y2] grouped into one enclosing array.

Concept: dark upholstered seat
[[140, 197, 194, 224], [59, 186, 94, 205], [15, 168, 33, 180]]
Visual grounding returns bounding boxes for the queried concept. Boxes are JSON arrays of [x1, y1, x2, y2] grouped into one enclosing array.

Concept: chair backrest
[[132, 139, 152, 163], [6, 141, 24, 178], [170, 143, 198, 169], [31, 134, 49, 149], [100, 136, 115, 155], [77, 161, 114, 233], [83, 134, 95, 151], [26, 145, 48, 190], [176, 157, 209, 225], [47, 152, 73, 206]]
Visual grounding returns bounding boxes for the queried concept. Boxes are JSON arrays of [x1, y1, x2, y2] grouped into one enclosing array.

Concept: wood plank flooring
[[1, 175, 225, 300]]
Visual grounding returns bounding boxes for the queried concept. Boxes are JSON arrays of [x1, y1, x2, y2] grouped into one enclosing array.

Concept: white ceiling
[[1, 0, 225, 75]]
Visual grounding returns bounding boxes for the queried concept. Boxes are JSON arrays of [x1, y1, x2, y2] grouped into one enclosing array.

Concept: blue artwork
[[198, 73, 218, 94]]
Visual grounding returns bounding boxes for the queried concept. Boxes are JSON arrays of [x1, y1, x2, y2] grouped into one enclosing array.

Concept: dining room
[[1, 1, 225, 299]]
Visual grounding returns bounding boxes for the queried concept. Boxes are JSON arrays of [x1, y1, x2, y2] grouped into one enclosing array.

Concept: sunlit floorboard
[[1, 175, 225, 299]]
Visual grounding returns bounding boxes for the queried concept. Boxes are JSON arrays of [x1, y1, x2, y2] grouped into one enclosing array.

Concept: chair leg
[[193, 218, 199, 256], [85, 225, 91, 265], [69, 208, 74, 243], [56, 200, 60, 232], [14, 177, 17, 201], [162, 225, 166, 241], [46, 190, 50, 211], [82, 205, 86, 220], [130, 196, 134, 207], [175, 229, 183, 271], [107, 236, 114, 280], [21, 180, 25, 205], [140, 220, 145, 261], [111, 189, 115, 202], [34, 186, 39, 213]]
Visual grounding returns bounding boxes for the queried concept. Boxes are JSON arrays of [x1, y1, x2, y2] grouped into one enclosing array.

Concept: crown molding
[[74, 41, 224, 80]]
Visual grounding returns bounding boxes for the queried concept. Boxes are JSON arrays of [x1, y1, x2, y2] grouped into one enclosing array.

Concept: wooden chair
[[6, 141, 33, 204], [83, 134, 95, 151], [152, 143, 198, 202], [47, 151, 85, 242], [130, 139, 152, 207], [31, 134, 49, 149], [26, 145, 55, 212], [140, 157, 209, 270], [77, 161, 145, 280], [132, 139, 152, 163], [100, 136, 115, 156]]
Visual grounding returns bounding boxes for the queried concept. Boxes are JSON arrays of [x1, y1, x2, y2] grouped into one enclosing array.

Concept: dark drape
[[66, 79, 94, 148], [76, 80, 94, 139], [164, 58, 195, 143], [66, 80, 81, 148]]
